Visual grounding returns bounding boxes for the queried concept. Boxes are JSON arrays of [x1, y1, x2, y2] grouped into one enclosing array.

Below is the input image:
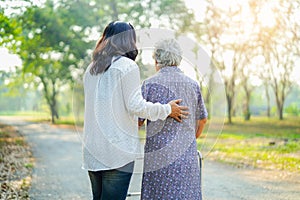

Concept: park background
[[0, 0, 299, 199]]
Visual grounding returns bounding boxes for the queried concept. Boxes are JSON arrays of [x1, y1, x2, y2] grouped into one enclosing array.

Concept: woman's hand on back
[[168, 99, 189, 122]]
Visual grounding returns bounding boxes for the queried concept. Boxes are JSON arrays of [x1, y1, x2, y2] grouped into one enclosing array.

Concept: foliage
[[199, 117, 300, 171], [0, 69, 41, 112], [285, 103, 300, 116], [1, 0, 195, 123], [0, 8, 21, 49], [16, 0, 95, 123], [1, 0, 299, 123], [197, 0, 300, 123]]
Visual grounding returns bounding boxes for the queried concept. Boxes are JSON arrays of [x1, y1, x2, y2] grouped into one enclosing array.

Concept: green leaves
[[0, 10, 21, 50], [1, 0, 196, 122]]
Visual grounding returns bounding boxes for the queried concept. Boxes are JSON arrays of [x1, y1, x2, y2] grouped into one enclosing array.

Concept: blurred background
[[0, 0, 299, 178], [1, 0, 299, 122]]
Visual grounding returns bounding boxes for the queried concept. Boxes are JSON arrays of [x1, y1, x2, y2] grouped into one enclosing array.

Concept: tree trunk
[[226, 93, 233, 124], [265, 85, 271, 117], [244, 100, 251, 121], [50, 104, 56, 124], [243, 85, 251, 121], [50, 94, 59, 124], [279, 105, 283, 120], [274, 90, 284, 120], [40, 76, 59, 124], [277, 101, 284, 120]]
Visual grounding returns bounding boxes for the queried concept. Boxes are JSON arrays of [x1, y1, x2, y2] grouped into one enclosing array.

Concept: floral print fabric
[[140, 66, 207, 200]]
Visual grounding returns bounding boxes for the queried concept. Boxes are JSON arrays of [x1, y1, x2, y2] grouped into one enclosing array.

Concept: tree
[[199, 0, 299, 122], [10, 0, 195, 123], [18, 0, 95, 123], [257, 67, 272, 117], [200, 1, 251, 124], [240, 66, 254, 121], [249, 0, 298, 120]]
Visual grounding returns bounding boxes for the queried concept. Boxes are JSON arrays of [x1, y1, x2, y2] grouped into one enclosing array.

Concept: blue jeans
[[88, 162, 134, 200]]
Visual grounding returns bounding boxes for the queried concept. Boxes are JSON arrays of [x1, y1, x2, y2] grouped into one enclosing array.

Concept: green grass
[[0, 111, 49, 117], [199, 116, 300, 171], [0, 111, 83, 126], [48, 117, 78, 125], [19, 115, 83, 126], [3, 113, 299, 171]]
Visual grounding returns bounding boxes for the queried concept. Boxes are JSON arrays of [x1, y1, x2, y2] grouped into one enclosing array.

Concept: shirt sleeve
[[121, 63, 171, 121], [138, 81, 147, 122], [195, 84, 208, 120]]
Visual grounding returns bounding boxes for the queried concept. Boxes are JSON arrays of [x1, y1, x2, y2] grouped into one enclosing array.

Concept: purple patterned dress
[[140, 66, 208, 200]]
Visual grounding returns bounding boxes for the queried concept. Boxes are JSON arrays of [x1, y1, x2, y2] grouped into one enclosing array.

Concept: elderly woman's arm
[[195, 82, 208, 138], [122, 63, 188, 122], [196, 118, 207, 138]]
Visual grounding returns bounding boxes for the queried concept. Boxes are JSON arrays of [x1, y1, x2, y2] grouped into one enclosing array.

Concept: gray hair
[[153, 38, 182, 68]]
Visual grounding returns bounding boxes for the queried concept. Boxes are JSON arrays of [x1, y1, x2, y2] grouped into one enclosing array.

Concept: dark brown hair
[[90, 21, 138, 75]]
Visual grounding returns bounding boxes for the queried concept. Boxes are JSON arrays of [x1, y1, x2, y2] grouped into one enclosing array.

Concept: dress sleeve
[[195, 84, 208, 120], [121, 63, 171, 121]]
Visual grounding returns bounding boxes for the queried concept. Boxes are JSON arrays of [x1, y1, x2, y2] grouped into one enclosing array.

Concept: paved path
[[0, 116, 299, 200], [0, 116, 91, 199], [202, 161, 300, 200]]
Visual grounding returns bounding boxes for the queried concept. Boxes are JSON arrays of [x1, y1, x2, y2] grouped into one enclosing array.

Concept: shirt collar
[[112, 55, 122, 63], [159, 66, 182, 73]]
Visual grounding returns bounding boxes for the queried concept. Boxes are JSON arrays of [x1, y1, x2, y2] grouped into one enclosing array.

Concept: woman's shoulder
[[142, 73, 160, 85], [180, 73, 199, 86], [111, 56, 138, 73]]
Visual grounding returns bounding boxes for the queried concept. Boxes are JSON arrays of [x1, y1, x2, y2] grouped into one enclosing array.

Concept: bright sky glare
[[0, 0, 299, 85], [0, 48, 21, 71], [0, 0, 204, 71]]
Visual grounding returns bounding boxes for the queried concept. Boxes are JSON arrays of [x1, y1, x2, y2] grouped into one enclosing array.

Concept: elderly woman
[[139, 38, 208, 199]]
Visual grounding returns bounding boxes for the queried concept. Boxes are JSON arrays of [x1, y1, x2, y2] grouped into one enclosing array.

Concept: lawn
[[198, 117, 300, 172]]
